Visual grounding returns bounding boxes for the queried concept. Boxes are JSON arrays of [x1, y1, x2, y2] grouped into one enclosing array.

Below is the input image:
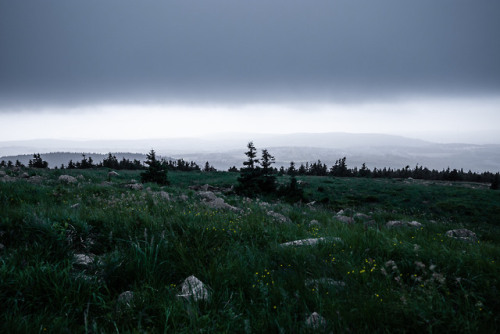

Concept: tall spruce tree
[[236, 142, 261, 195], [258, 149, 277, 193]]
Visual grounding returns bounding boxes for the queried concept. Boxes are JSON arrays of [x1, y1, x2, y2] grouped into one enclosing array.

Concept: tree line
[[269, 158, 499, 184], [0, 153, 215, 172], [1, 148, 498, 190]]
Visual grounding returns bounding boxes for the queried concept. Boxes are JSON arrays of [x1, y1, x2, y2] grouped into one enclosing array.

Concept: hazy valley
[[1, 133, 499, 173]]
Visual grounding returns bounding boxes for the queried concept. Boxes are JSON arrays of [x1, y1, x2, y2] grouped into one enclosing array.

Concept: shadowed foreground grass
[[0, 169, 499, 332]]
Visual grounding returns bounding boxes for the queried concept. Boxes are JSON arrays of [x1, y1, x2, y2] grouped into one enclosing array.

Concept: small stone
[[445, 229, 478, 242], [305, 278, 346, 290], [70, 203, 80, 209], [308, 220, 320, 228], [117, 291, 134, 308], [407, 221, 422, 228], [386, 220, 422, 228], [305, 312, 327, 330], [205, 198, 241, 212], [337, 216, 354, 224], [386, 220, 405, 227], [108, 171, 119, 177], [126, 183, 143, 190], [1, 175, 16, 182], [177, 275, 210, 301], [74, 253, 94, 266], [178, 194, 188, 201], [281, 237, 342, 247], [156, 191, 170, 201], [267, 211, 290, 224], [355, 213, 371, 220], [21, 172, 30, 178], [198, 191, 218, 202], [58, 175, 77, 183]]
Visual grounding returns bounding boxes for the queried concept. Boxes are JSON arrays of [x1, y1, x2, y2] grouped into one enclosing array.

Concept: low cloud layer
[[1, 0, 499, 108]]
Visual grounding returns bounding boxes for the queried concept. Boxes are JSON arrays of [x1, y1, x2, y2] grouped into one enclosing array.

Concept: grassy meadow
[[0, 168, 499, 333]]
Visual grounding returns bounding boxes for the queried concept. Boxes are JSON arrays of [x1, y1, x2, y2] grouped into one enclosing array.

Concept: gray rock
[[267, 211, 290, 224], [0, 170, 6, 176], [58, 175, 77, 183], [281, 238, 326, 247], [21, 172, 30, 178], [108, 171, 119, 177], [305, 312, 327, 330], [355, 213, 371, 220], [178, 194, 189, 201], [305, 278, 346, 290], [407, 221, 423, 228], [198, 191, 218, 202], [1, 175, 16, 182], [308, 220, 320, 228], [177, 275, 209, 301], [386, 220, 422, 228], [205, 198, 241, 212], [281, 237, 342, 247], [70, 203, 80, 209], [74, 253, 94, 266], [336, 215, 354, 224], [445, 229, 478, 242], [126, 183, 143, 190], [306, 201, 316, 209], [159, 191, 170, 201], [27, 175, 44, 184], [386, 220, 405, 227], [117, 291, 134, 308]]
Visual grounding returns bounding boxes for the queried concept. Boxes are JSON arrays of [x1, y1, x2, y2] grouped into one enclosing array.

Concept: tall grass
[[0, 170, 498, 332]]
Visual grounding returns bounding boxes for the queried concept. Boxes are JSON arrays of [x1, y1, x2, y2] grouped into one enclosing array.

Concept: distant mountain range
[[1, 133, 499, 172]]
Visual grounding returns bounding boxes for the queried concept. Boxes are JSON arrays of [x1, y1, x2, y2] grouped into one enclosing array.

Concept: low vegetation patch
[[1, 167, 499, 332]]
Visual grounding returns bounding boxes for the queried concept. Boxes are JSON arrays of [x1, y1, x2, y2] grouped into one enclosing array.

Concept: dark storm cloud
[[1, 0, 499, 108]]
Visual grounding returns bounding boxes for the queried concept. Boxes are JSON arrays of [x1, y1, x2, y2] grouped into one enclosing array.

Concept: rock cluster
[[445, 229, 477, 243], [58, 175, 78, 183], [198, 191, 241, 212], [267, 211, 290, 224]]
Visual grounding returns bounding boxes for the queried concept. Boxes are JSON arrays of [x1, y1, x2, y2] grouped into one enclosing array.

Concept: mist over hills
[[1, 133, 499, 173]]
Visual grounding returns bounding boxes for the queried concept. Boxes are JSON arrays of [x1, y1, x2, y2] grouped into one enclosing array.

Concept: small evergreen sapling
[[141, 149, 169, 185]]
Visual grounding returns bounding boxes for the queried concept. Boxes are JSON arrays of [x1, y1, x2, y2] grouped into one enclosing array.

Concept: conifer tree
[[141, 149, 169, 185], [258, 149, 277, 193], [491, 173, 499, 190], [236, 142, 261, 195], [29, 153, 48, 168]]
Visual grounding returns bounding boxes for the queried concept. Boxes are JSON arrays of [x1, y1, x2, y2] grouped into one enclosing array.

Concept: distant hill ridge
[[1, 133, 499, 172]]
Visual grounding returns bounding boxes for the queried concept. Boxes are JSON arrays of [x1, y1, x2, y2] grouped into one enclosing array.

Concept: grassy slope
[[0, 169, 499, 333]]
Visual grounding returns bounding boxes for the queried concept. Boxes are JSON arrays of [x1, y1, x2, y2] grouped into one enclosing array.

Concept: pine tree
[[102, 153, 119, 169], [29, 153, 48, 168], [141, 149, 169, 185], [258, 149, 277, 193], [491, 173, 499, 190], [236, 142, 260, 195]]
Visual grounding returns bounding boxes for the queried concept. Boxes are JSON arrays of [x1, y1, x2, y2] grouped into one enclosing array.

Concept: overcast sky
[[1, 0, 499, 143]]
